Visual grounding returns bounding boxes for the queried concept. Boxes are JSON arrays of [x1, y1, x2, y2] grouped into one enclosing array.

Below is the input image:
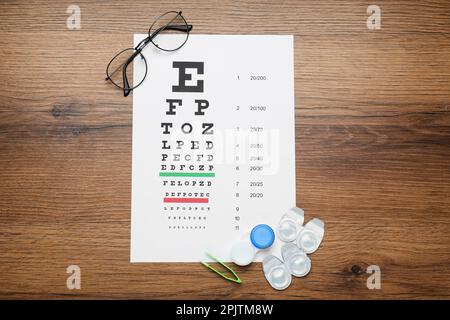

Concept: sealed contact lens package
[[281, 242, 311, 277], [296, 218, 325, 254], [261, 211, 324, 290], [277, 207, 304, 242], [262, 255, 292, 291]]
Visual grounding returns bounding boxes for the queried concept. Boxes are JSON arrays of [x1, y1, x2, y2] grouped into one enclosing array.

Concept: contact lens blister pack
[[263, 207, 324, 290]]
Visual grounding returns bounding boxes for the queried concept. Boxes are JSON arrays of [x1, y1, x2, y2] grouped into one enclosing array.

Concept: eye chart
[[131, 35, 295, 262]]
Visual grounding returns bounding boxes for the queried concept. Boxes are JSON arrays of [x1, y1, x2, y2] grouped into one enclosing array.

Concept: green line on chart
[[159, 172, 215, 177]]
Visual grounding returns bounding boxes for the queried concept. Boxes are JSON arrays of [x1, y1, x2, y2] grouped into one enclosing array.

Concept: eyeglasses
[[105, 11, 192, 97]]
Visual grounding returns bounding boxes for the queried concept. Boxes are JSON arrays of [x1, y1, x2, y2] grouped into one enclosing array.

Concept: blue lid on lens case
[[250, 224, 275, 249]]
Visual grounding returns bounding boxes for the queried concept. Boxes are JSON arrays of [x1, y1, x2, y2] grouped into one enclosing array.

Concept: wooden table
[[1, 0, 449, 299]]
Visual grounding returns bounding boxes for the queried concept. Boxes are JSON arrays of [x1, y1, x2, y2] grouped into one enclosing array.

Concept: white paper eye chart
[[131, 35, 296, 262]]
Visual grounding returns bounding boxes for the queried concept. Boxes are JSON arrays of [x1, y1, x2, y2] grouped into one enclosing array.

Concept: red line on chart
[[163, 197, 209, 203]]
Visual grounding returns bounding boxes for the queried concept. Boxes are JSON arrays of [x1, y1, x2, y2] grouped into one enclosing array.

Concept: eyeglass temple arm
[[165, 24, 193, 32], [148, 24, 193, 41], [122, 50, 141, 97], [123, 69, 131, 97]]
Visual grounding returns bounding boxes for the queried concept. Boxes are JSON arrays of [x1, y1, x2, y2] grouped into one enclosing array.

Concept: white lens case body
[[230, 224, 275, 266], [230, 239, 255, 266]]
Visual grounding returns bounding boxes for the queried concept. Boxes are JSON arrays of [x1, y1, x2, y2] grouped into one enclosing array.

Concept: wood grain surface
[[0, 0, 449, 299]]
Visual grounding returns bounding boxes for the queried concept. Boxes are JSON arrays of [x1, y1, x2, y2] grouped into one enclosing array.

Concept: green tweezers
[[201, 252, 242, 284]]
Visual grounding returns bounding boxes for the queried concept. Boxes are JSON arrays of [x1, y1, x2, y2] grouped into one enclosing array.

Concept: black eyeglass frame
[[105, 11, 193, 97]]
